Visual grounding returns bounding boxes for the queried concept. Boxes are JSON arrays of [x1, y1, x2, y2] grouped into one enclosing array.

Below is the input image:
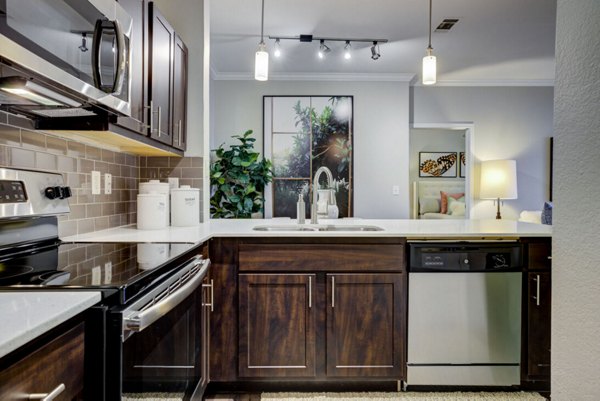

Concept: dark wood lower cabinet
[[239, 274, 317, 378], [526, 271, 551, 379], [0, 323, 85, 400], [326, 273, 404, 378]]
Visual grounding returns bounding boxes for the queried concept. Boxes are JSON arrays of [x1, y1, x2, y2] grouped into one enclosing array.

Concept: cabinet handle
[[157, 106, 162, 137], [144, 100, 154, 134], [202, 279, 214, 312], [28, 383, 65, 400], [308, 276, 312, 308], [177, 119, 182, 146], [331, 276, 335, 308], [533, 274, 540, 306], [547, 256, 552, 260]]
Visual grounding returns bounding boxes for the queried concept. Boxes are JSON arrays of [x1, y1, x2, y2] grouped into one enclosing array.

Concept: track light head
[[273, 38, 281, 58], [318, 39, 331, 59], [344, 41, 352, 60], [370, 41, 380, 60]]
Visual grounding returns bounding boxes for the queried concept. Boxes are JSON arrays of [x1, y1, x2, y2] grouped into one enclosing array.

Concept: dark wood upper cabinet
[[148, 3, 175, 145], [326, 273, 404, 378], [172, 35, 188, 150], [238, 273, 317, 378]]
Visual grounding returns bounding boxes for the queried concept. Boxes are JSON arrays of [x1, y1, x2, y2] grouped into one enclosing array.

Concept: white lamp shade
[[255, 45, 269, 81], [480, 159, 518, 200], [422, 55, 436, 85]]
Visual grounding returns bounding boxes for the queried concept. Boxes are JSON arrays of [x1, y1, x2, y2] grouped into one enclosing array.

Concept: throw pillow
[[440, 191, 465, 214], [447, 197, 466, 216], [419, 196, 441, 214], [541, 201, 553, 225]]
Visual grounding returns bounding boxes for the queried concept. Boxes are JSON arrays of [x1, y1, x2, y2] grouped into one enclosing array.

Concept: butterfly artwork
[[419, 152, 458, 177]]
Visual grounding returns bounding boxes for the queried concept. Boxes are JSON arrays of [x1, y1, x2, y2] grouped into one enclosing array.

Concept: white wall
[[211, 80, 410, 218], [152, 0, 205, 157], [553, 1, 600, 399], [411, 86, 554, 220]]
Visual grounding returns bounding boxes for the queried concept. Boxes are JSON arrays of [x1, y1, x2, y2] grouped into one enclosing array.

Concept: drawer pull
[[331, 276, 335, 308], [535, 274, 540, 306], [29, 383, 65, 400], [308, 276, 312, 308], [202, 279, 214, 312]]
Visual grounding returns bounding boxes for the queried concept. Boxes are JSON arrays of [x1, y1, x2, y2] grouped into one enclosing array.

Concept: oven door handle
[[122, 257, 209, 334]]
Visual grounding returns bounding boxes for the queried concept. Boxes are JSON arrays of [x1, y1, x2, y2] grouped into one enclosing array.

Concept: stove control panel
[[0, 180, 28, 203], [0, 168, 70, 219]]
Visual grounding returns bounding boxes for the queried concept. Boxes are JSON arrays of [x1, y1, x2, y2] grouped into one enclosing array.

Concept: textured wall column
[[553, 1, 600, 399]]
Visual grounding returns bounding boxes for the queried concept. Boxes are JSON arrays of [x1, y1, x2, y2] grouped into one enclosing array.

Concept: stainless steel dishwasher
[[407, 242, 523, 387]]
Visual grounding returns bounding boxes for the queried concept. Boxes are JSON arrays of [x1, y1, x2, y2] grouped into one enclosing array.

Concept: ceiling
[[210, 0, 557, 84]]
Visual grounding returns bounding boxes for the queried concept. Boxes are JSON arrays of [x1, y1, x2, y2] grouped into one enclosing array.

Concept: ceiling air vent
[[435, 19, 459, 32]]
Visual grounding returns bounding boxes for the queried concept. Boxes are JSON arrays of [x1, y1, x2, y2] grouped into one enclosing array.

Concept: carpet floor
[[260, 392, 546, 401]]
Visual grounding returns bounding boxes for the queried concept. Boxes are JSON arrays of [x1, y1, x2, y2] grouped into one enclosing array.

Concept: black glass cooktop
[[0, 241, 197, 304]]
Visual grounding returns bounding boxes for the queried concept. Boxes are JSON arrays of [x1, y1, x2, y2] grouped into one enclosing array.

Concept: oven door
[[106, 256, 209, 400], [0, 0, 132, 115]]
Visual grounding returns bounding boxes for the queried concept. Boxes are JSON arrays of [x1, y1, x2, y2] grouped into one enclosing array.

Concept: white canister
[[171, 185, 200, 227], [137, 193, 168, 230], [139, 180, 170, 226]]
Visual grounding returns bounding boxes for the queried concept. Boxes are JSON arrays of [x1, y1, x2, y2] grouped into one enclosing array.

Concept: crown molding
[[211, 71, 416, 82], [413, 79, 555, 87]]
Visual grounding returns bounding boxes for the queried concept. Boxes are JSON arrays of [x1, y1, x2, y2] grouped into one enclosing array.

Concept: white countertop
[[62, 218, 551, 244], [0, 291, 101, 358]]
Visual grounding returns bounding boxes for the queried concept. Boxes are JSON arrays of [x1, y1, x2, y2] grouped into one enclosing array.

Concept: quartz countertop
[[0, 291, 101, 359], [62, 218, 551, 244]]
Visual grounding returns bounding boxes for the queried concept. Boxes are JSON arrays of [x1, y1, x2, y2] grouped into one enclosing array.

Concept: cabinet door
[[326, 273, 404, 378], [239, 274, 316, 378], [148, 3, 174, 145], [172, 34, 188, 151], [527, 271, 551, 378], [0, 323, 85, 400]]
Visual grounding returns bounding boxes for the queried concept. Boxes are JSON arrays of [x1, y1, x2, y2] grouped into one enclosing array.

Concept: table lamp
[[480, 159, 518, 219]]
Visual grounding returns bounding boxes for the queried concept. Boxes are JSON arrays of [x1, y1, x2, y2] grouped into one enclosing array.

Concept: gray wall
[[412, 86, 554, 220], [211, 79, 410, 218], [553, 1, 600, 399]]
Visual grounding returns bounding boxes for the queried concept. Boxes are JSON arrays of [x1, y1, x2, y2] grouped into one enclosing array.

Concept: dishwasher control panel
[[409, 242, 523, 272]]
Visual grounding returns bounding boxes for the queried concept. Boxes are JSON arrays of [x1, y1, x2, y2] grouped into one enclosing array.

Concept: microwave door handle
[[92, 19, 104, 91], [122, 258, 209, 335], [112, 19, 126, 95]]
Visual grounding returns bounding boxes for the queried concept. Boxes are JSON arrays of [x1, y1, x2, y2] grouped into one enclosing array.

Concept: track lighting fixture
[[254, 0, 268, 81], [343, 41, 352, 60], [273, 38, 281, 58], [318, 40, 331, 59], [268, 35, 387, 61], [422, 0, 437, 85], [370, 41, 380, 60]]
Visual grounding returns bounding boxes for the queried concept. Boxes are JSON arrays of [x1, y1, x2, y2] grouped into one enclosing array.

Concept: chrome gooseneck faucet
[[311, 166, 334, 224]]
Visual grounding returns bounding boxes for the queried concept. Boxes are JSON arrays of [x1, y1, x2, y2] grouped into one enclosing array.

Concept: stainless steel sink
[[253, 225, 319, 232], [252, 224, 384, 232]]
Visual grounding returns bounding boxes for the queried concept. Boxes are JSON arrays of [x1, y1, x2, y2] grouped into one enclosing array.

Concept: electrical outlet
[[392, 185, 400, 195], [104, 173, 112, 194], [91, 171, 101, 195]]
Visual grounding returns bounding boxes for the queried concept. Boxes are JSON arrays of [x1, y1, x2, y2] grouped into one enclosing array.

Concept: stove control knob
[[45, 186, 73, 200]]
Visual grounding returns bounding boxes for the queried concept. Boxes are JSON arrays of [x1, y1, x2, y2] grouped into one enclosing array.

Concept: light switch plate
[[392, 185, 400, 195], [104, 173, 112, 194], [91, 171, 101, 195]]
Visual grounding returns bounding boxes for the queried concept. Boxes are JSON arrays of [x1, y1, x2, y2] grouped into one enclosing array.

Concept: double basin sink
[[253, 224, 384, 232]]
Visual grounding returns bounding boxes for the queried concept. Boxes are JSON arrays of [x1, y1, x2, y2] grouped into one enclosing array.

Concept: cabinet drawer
[[527, 241, 552, 271], [0, 323, 85, 401], [239, 243, 404, 272]]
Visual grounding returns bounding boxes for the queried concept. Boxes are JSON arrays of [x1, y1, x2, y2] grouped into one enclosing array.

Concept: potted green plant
[[210, 130, 273, 218]]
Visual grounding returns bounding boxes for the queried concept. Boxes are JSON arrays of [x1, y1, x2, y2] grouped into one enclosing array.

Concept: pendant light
[[254, 0, 268, 81], [422, 0, 436, 85]]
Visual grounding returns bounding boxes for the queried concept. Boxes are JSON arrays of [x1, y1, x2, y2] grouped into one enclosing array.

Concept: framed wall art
[[459, 151, 466, 178], [263, 96, 354, 218], [419, 152, 458, 178]]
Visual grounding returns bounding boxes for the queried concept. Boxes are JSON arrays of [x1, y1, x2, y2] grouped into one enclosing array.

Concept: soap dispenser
[[296, 193, 306, 224]]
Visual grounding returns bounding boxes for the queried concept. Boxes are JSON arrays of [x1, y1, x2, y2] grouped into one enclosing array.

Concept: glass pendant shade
[[422, 54, 437, 85], [255, 43, 269, 81]]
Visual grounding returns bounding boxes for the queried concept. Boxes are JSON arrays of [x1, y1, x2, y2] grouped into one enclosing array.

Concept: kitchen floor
[[204, 393, 546, 401]]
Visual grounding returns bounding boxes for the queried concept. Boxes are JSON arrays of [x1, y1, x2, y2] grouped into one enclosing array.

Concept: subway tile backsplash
[[0, 114, 204, 236]]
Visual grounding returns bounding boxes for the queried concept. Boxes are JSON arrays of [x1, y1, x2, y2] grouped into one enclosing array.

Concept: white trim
[[212, 71, 416, 82], [410, 122, 476, 220], [413, 79, 554, 87]]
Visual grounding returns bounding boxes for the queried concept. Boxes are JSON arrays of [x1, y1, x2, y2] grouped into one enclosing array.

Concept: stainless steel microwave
[[0, 0, 132, 117]]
